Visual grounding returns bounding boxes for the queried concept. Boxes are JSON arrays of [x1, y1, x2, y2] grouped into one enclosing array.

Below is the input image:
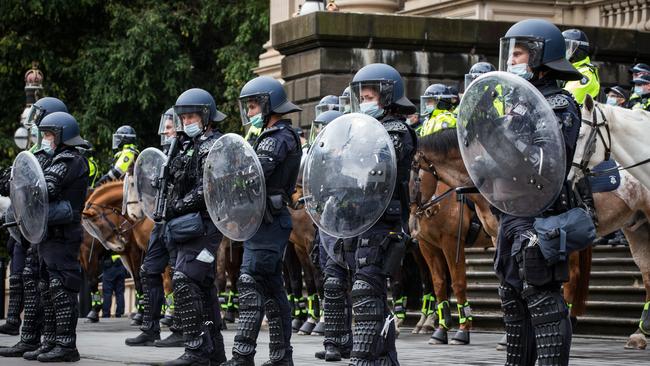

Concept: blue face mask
[[183, 122, 202, 138], [360, 101, 384, 118], [606, 97, 619, 106], [41, 138, 55, 155], [249, 113, 264, 129], [634, 85, 647, 96], [507, 63, 533, 80]]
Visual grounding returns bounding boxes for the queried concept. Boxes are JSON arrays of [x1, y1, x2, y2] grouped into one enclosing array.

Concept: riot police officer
[[626, 63, 650, 108], [464, 61, 496, 90], [497, 19, 583, 366], [222, 76, 302, 366], [34, 111, 89, 361], [125, 107, 184, 348], [420, 84, 457, 136], [562, 28, 600, 105], [96, 125, 138, 186], [347, 63, 417, 365], [0, 97, 69, 359], [160, 89, 227, 366]]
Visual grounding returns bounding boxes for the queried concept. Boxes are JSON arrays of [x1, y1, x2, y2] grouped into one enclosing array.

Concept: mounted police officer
[[346, 63, 417, 365], [222, 76, 302, 366], [0, 97, 70, 359], [32, 111, 88, 361], [96, 125, 138, 186], [125, 107, 183, 349], [627, 63, 650, 108], [160, 89, 227, 366], [464, 62, 496, 91], [420, 84, 457, 136], [496, 19, 583, 366], [562, 28, 600, 105], [339, 86, 352, 114]]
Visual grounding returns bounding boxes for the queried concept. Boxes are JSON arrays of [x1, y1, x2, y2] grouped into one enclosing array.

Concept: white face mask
[[183, 122, 202, 137], [507, 63, 533, 80], [634, 85, 648, 96], [359, 101, 384, 119]]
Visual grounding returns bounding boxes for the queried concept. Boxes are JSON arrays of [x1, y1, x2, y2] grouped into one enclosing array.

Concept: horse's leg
[[389, 262, 407, 333], [563, 248, 592, 325], [428, 242, 451, 345], [283, 241, 306, 331], [82, 237, 105, 322], [623, 224, 650, 350], [437, 234, 471, 345]]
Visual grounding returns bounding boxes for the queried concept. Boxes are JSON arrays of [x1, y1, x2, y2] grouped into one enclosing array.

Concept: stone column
[[254, 0, 298, 79], [336, 0, 400, 13]]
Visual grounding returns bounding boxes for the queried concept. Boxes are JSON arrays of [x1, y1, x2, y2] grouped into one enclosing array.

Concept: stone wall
[[271, 11, 650, 127]]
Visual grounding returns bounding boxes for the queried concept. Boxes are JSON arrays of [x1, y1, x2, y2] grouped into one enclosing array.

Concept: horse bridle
[[84, 202, 142, 248], [572, 105, 611, 176], [410, 151, 455, 218]]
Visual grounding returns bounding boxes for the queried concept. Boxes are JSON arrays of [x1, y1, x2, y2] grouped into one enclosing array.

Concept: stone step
[[465, 283, 646, 303], [465, 257, 640, 274], [464, 245, 633, 260], [466, 270, 644, 287]]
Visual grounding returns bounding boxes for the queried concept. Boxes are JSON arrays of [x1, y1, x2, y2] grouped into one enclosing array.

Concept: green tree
[[0, 0, 269, 171]]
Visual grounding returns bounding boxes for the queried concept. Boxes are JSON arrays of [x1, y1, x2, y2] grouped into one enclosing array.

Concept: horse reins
[[84, 202, 143, 247], [410, 151, 455, 218]]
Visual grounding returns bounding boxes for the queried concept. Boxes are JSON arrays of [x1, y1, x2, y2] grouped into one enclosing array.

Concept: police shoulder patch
[[580, 76, 589, 85], [122, 156, 130, 163], [257, 136, 277, 154], [546, 94, 570, 110], [382, 120, 407, 133]]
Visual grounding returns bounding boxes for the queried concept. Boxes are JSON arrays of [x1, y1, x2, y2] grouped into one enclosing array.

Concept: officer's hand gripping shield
[[456, 71, 566, 217], [203, 133, 266, 242]]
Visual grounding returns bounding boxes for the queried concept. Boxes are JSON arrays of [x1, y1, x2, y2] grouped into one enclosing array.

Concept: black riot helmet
[[158, 107, 177, 146], [174, 88, 227, 132], [315, 95, 340, 115], [562, 28, 591, 63], [112, 125, 136, 150], [238, 76, 301, 127], [39, 112, 88, 147], [464, 62, 496, 91], [349, 63, 416, 117], [420, 84, 454, 116], [309, 110, 343, 145], [629, 63, 650, 79], [25, 97, 68, 127], [499, 19, 582, 81]]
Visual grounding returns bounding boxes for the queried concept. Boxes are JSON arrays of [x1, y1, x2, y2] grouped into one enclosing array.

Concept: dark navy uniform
[[162, 128, 226, 364], [101, 254, 127, 317], [349, 116, 416, 365], [495, 19, 587, 366], [233, 120, 301, 364]]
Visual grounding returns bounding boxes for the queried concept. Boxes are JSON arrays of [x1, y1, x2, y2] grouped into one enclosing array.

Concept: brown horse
[[413, 130, 598, 340], [409, 165, 494, 344], [81, 180, 153, 315], [417, 128, 650, 347]]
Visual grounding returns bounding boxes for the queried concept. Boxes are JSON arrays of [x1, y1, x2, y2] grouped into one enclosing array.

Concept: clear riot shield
[[203, 134, 266, 242], [133, 147, 167, 220], [456, 71, 566, 217], [10, 151, 48, 244], [122, 172, 130, 215], [303, 112, 397, 241]]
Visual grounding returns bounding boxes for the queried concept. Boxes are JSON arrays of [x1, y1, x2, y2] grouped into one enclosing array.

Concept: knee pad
[[498, 284, 526, 324], [233, 274, 264, 356], [264, 298, 286, 362], [324, 277, 346, 298], [525, 288, 571, 366]]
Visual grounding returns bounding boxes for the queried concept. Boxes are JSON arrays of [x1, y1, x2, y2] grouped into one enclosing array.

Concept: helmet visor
[[112, 133, 136, 150], [315, 103, 337, 116], [464, 74, 480, 92], [564, 39, 588, 60], [174, 104, 210, 128], [420, 96, 437, 117], [238, 94, 271, 126], [349, 80, 394, 113], [338, 95, 351, 114], [25, 105, 46, 127], [498, 37, 545, 72], [158, 112, 177, 146], [308, 120, 326, 145]]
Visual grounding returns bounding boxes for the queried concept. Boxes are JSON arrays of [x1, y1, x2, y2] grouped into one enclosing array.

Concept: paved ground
[[0, 318, 647, 365]]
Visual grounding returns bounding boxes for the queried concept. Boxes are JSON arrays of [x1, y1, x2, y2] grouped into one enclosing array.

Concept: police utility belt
[[263, 193, 288, 224], [166, 212, 209, 243]]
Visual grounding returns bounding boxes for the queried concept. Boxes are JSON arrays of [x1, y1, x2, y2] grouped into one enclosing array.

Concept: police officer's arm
[[257, 135, 290, 180], [171, 149, 209, 216], [97, 149, 133, 184], [44, 157, 70, 200]]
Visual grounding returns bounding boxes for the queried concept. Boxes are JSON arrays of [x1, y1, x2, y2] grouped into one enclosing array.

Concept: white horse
[[572, 98, 650, 188], [573, 96, 650, 350]]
